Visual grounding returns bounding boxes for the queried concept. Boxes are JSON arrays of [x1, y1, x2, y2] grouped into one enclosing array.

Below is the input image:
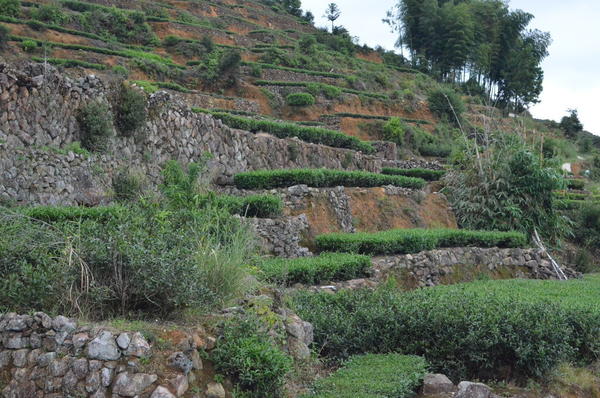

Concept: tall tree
[[324, 3, 341, 32], [560, 109, 584, 138]]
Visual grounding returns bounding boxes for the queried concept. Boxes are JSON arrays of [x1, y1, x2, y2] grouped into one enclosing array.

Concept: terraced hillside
[[2, 1, 600, 398]]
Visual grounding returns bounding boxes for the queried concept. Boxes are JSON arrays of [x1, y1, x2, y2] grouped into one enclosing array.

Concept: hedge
[[193, 109, 374, 153], [260, 253, 371, 285], [234, 169, 426, 190], [305, 354, 428, 398], [567, 179, 586, 190], [20, 206, 125, 222], [214, 194, 283, 218], [242, 61, 346, 78], [382, 168, 445, 181], [554, 192, 600, 201], [31, 57, 106, 70], [254, 80, 388, 100], [286, 92, 315, 106], [315, 228, 527, 255], [291, 276, 600, 381]]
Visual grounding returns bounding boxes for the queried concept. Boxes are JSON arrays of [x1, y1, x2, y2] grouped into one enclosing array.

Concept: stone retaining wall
[[0, 62, 382, 205], [373, 247, 581, 288], [247, 214, 312, 258]]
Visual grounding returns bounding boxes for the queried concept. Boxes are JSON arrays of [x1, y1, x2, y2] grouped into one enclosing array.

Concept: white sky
[[301, 0, 600, 134]]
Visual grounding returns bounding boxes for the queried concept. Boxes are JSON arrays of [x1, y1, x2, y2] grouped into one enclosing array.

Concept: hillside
[[2, 0, 600, 398]]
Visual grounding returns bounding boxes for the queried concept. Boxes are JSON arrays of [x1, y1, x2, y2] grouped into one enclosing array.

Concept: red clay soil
[[356, 52, 383, 64]]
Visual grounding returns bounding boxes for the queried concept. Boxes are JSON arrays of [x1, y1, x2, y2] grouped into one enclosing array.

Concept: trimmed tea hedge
[[20, 206, 124, 222], [260, 253, 371, 285], [292, 276, 600, 381], [234, 169, 426, 190], [566, 179, 586, 190], [305, 354, 428, 398], [286, 92, 315, 106], [215, 194, 283, 218], [382, 167, 445, 181], [315, 228, 527, 255], [193, 110, 374, 153], [31, 57, 106, 70]]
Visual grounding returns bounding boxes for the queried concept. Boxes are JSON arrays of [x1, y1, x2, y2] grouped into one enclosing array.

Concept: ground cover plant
[[260, 253, 371, 286], [234, 169, 426, 190], [292, 275, 600, 382], [303, 354, 428, 398], [315, 228, 526, 255], [194, 109, 374, 153]]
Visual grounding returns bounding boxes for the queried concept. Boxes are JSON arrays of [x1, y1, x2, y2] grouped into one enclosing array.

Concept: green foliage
[[0, 24, 8, 49], [382, 117, 405, 144], [305, 354, 428, 398], [21, 39, 36, 52], [20, 205, 124, 222], [112, 169, 147, 202], [0, 0, 20, 17], [111, 65, 129, 78], [212, 315, 292, 398], [286, 92, 315, 107], [31, 3, 68, 24], [234, 169, 426, 190], [212, 194, 283, 219], [292, 276, 600, 381], [567, 179, 585, 190], [573, 202, 600, 250], [316, 228, 526, 256], [382, 117, 451, 157], [260, 253, 371, 286], [77, 101, 113, 152], [115, 84, 147, 137], [444, 133, 566, 240], [560, 109, 583, 138], [382, 168, 445, 181], [0, 200, 256, 318], [427, 88, 465, 125], [31, 57, 107, 70], [194, 110, 374, 153]]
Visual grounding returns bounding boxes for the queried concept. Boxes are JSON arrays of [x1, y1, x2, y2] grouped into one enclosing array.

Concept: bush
[[234, 169, 426, 190], [260, 253, 371, 285], [0, 0, 20, 17], [292, 277, 600, 381], [286, 92, 315, 107], [21, 39, 37, 52], [382, 168, 445, 181], [77, 101, 113, 152], [195, 110, 374, 153], [112, 169, 147, 202], [111, 65, 129, 78], [0, 202, 256, 318], [216, 194, 283, 219], [573, 202, 600, 250], [212, 315, 292, 398], [115, 84, 147, 136], [315, 228, 527, 256], [306, 354, 428, 398], [428, 88, 465, 125], [31, 4, 68, 24], [567, 179, 585, 190], [20, 205, 124, 222]]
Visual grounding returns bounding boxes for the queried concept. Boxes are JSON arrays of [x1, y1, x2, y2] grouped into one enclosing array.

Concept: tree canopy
[[387, 0, 551, 111]]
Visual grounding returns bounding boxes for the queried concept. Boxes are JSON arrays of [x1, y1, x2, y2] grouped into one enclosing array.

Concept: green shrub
[[229, 194, 283, 218], [292, 277, 600, 381], [382, 168, 445, 181], [194, 110, 374, 153], [382, 117, 406, 145], [567, 179, 585, 190], [31, 3, 67, 24], [0, 0, 20, 17], [21, 39, 36, 52], [212, 315, 292, 398], [260, 253, 371, 286], [286, 92, 315, 107], [112, 169, 147, 202], [111, 65, 129, 78], [428, 88, 465, 125], [20, 205, 124, 222], [77, 101, 113, 152], [315, 228, 527, 256], [573, 202, 600, 250], [234, 169, 426, 190], [115, 84, 147, 136], [305, 354, 428, 398], [0, 201, 256, 317], [31, 57, 106, 70]]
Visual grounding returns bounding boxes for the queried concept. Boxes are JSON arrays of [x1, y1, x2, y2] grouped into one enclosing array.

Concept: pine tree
[[324, 3, 341, 32]]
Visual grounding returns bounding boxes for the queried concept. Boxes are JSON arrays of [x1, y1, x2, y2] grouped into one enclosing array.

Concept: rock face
[[248, 214, 312, 258], [0, 62, 383, 206]]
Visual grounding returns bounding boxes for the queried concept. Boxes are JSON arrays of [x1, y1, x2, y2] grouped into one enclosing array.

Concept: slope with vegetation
[[1, 0, 600, 397]]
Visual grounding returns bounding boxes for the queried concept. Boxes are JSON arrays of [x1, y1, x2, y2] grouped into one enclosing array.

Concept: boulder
[[205, 382, 226, 398], [456, 381, 493, 398], [423, 373, 456, 395], [125, 332, 151, 357], [151, 386, 177, 398], [112, 372, 158, 397], [86, 331, 120, 361]]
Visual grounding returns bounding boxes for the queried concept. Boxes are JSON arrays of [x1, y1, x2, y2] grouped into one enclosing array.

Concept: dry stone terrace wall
[[0, 62, 382, 206]]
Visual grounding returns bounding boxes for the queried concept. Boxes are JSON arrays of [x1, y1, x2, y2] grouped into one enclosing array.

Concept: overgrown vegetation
[[286, 92, 315, 107], [382, 167, 445, 181], [316, 228, 526, 255], [77, 101, 113, 152], [234, 169, 426, 190], [114, 84, 147, 137]]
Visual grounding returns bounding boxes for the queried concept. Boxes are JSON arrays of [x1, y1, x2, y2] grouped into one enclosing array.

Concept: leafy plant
[[234, 169, 426, 190], [112, 169, 147, 202], [286, 92, 315, 106], [382, 168, 445, 181], [0, 0, 20, 17], [21, 39, 36, 52], [77, 101, 113, 152], [428, 88, 465, 125], [115, 84, 147, 137]]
